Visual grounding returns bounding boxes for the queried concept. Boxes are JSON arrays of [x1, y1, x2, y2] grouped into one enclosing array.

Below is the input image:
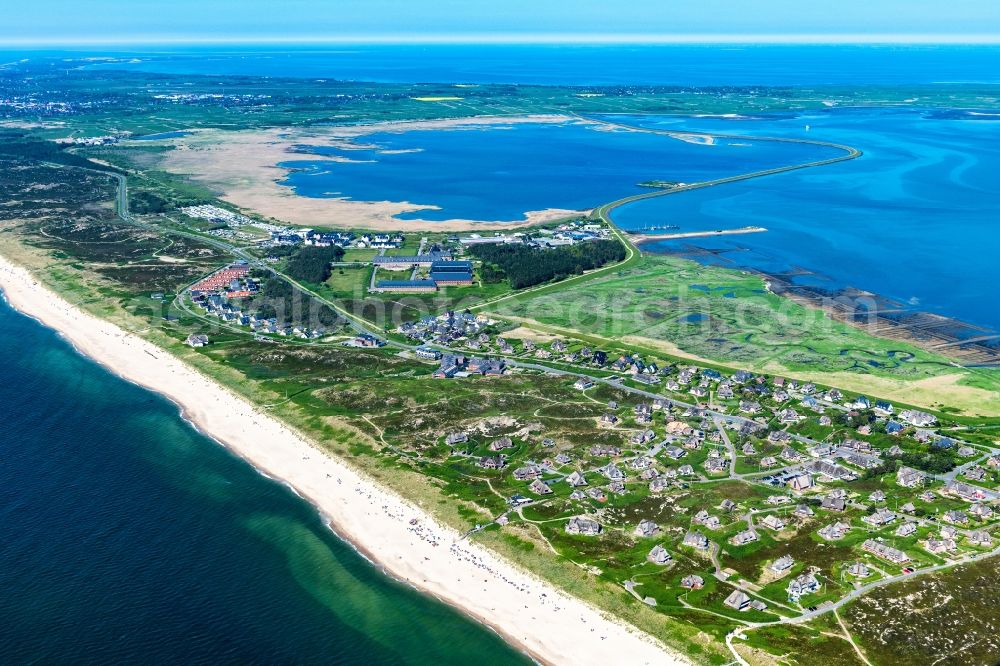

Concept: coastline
[[0, 254, 687, 666]]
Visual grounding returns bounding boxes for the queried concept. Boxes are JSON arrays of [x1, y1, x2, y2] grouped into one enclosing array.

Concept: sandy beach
[[0, 254, 687, 666]]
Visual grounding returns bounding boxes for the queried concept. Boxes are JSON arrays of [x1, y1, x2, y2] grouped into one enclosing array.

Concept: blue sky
[[4, 0, 999, 44]]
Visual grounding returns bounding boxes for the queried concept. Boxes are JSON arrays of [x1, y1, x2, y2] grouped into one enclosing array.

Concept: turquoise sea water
[[0, 296, 530, 665], [282, 119, 838, 221]]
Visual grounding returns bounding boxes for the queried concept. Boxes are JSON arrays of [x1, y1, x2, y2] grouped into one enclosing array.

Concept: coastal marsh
[[490, 254, 1000, 416]]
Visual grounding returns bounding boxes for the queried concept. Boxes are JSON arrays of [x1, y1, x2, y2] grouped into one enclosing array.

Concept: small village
[[182, 204, 608, 253], [182, 204, 360, 248], [400, 331, 1000, 622], [7, 29, 1000, 666], [186, 261, 335, 340]]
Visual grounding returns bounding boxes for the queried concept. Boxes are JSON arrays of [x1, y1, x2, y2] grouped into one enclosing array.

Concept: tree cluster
[[130, 191, 170, 214], [900, 449, 958, 475], [248, 276, 342, 328], [284, 245, 345, 284], [862, 448, 957, 479], [0, 131, 122, 171], [468, 239, 626, 289]]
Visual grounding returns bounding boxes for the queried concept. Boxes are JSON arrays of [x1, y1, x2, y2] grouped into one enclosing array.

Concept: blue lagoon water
[[288, 106, 998, 332], [282, 119, 839, 221], [0, 296, 529, 665], [611, 108, 1000, 331]]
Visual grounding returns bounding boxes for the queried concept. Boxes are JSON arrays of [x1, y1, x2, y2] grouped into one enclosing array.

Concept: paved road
[[714, 415, 741, 480], [940, 450, 998, 483]]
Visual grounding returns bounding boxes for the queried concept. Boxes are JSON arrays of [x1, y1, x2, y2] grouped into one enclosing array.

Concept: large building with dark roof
[[372, 252, 452, 270], [373, 279, 438, 293], [429, 260, 473, 285]]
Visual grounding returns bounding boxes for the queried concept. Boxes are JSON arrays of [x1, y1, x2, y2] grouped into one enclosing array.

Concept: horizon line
[[3, 32, 1000, 48]]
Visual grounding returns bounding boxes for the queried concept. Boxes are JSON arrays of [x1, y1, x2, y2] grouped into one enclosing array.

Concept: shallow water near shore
[[0, 296, 530, 665]]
